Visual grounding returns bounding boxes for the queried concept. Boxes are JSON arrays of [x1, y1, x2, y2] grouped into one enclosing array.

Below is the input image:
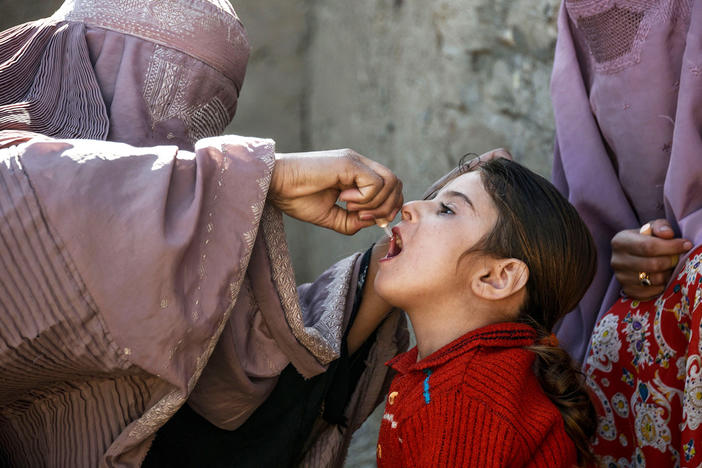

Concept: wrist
[[268, 154, 288, 202]]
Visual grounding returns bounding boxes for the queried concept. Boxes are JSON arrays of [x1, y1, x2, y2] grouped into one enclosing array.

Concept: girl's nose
[[401, 200, 423, 222]]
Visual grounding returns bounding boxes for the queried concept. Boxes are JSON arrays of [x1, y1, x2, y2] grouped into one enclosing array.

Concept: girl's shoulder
[[459, 346, 558, 424]]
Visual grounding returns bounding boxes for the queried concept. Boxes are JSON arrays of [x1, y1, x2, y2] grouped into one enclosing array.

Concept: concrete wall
[[291, 0, 560, 284], [2, 1, 561, 466]]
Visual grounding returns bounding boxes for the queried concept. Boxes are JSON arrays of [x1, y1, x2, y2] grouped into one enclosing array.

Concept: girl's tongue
[[382, 232, 403, 260]]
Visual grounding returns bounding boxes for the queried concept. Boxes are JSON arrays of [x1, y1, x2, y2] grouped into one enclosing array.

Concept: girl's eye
[[439, 202, 454, 215]]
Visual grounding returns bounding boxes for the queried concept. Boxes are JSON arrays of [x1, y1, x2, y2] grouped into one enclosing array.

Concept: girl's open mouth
[[380, 227, 403, 261]]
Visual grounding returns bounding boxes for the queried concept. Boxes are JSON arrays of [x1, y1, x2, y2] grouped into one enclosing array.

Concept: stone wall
[[291, 0, 560, 284], [0, 0, 63, 28], [1, 1, 561, 466]]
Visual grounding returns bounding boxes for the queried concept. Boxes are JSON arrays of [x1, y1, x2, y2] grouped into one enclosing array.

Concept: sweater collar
[[387, 321, 537, 373]]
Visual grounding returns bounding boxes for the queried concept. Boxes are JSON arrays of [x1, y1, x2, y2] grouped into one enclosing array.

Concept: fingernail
[[684, 241, 693, 250], [658, 225, 671, 232], [359, 214, 373, 221]]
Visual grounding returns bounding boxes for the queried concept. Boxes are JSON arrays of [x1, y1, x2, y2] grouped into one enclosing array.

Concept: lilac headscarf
[[0, 0, 249, 150], [551, 0, 702, 363]]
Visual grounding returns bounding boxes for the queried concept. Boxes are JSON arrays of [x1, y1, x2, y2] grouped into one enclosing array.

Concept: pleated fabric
[[0, 145, 133, 466], [0, 20, 109, 140]]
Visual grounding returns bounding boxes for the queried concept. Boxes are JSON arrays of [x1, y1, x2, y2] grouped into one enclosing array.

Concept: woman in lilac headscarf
[[0, 1, 408, 466], [551, 0, 702, 465]]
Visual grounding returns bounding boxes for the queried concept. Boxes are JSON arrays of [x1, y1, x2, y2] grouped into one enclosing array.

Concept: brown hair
[[443, 157, 597, 464]]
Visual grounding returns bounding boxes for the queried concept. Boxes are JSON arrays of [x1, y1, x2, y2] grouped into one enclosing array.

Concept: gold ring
[[638, 271, 652, 287], [671, 255, 679, 269]]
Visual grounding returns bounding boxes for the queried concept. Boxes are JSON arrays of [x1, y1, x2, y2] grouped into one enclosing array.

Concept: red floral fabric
[[585, 246, 702, 467]]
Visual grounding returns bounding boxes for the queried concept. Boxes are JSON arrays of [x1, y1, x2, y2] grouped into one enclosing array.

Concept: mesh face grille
[[577, 6, 645, 64], [566, 0, 694, 74]]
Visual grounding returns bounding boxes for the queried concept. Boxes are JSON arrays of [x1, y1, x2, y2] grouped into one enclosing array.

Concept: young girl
[[373, 157, 597, 467]]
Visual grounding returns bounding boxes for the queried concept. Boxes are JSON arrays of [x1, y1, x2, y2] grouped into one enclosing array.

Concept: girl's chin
[[374, 278, 407, 309]]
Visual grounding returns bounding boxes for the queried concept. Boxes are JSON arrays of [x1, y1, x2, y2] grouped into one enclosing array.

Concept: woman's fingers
[[340, 154, 400, 205], [616, 270, 667, 299], [353, 183, 403, 222], [324, 205, 376, 235], [269, 148, 403, 234], [421, 147, 512, 200], [619, 283, 666, 301], [335, 152, 385, 202], [337, 152, 403, 223], [614, 257, 668, 300], [649, 218, 675, 239], [611, 220, 693, 300], [615, 268, 670, 288], [611, 250, 685, 274], [611, 229, 691, 258], [478, 147, 513, 162], [337, 184, 403, 234]]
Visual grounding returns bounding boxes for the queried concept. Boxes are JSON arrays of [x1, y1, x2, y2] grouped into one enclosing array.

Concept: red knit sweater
[[376, 322, 578, 467]]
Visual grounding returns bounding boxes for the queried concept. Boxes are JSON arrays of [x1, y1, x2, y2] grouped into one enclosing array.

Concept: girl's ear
[[471, 258, 529, 301]]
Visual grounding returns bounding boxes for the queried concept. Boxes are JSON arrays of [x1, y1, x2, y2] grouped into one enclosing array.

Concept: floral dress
[[585, 246, 702, 467]]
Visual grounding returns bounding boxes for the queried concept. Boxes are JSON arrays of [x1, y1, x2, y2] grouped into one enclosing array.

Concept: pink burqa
[[551, 0, 702, 364], [0, 1, 408, 467]]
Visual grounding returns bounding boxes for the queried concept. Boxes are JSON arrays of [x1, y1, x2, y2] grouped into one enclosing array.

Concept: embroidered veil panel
[[188, 98, 230, 142], [566, 0, 694, 73], [51, 0, 249, 89], [143, 46, 233, 144], [49, 0, 248, 146]]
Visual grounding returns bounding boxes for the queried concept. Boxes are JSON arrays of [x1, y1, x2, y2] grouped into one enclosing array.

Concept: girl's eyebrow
[[444, 190, 474, 210]]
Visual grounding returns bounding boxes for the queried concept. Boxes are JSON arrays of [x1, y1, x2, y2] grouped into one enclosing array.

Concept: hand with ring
[[611, 219, 692, 300], [638, 271, 652, 287]]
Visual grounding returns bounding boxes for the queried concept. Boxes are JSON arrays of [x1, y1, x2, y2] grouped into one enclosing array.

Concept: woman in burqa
[[552, 0, 702, 464], [0, 1, 409, 466]]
